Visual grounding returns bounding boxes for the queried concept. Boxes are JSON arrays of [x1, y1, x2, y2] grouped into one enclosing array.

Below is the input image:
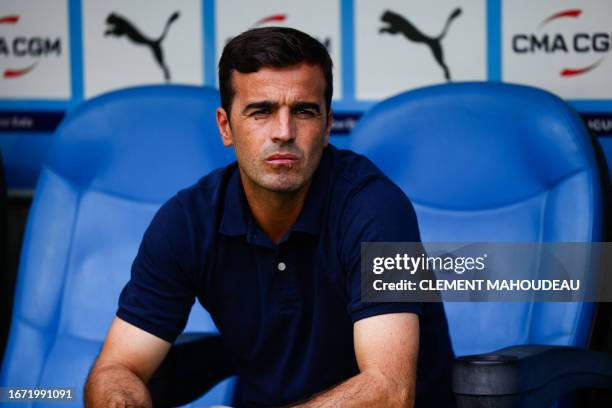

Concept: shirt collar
[[289, 146, 333, 236], [218, 146, 334, 239]]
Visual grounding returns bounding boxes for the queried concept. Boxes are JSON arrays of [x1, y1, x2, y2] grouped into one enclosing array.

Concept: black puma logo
[[104, 11, 180, 82], [380, 8, 462, 81]]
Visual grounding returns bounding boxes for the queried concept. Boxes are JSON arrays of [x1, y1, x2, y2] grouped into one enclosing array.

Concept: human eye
[[250, 108, 271, 119], [293, 105, 318, 118]]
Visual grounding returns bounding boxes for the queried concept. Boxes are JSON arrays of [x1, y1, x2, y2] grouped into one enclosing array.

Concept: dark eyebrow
[[243, 101, 277, 113]]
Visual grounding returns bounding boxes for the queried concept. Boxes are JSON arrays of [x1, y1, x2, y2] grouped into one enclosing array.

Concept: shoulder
[[327, 145, 383, 186], [148, 162, 237, 253], [325, 146, 419, 242], [327, 146, 413, 215], [164, 162, 237, 222]]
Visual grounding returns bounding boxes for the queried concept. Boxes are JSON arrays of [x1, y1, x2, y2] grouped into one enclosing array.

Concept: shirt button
[[277, 262, 287, 271]]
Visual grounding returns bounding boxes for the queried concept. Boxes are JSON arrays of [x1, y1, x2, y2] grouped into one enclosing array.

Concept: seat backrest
[[350, 82, 603, 356], [0, 85, 235, 406], [0, 151, 9, 368]]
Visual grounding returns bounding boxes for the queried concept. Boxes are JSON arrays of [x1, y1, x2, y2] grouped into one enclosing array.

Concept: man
[[85, 27, 454, 407]]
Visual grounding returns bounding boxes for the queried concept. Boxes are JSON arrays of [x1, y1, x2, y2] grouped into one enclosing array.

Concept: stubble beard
[[242, 159, 308, 194], [239, 146, 323, 195]]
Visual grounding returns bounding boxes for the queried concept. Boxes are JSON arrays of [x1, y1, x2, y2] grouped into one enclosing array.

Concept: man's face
[[216, 63, 332, 194]]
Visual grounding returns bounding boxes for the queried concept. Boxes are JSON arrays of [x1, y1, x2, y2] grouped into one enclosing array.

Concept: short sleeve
[[340, 177, 422, 322], [117, 198, 196, 343]]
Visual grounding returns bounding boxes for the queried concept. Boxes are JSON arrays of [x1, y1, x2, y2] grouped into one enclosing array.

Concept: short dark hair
[[218, 26, 333, 116]]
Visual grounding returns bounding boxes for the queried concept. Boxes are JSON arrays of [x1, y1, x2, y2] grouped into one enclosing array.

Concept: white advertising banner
[[82, 0, 203, 99], [215, 0, 342, 99], [0, 0, 71, 99], [503, 0, 612, 99], [355, 0, 487, 100]]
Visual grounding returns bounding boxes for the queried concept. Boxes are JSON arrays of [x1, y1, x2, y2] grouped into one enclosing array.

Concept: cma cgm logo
[[0, 15, 62, 78], [225, 14, 332, 51], [512, 9, 609, 77]]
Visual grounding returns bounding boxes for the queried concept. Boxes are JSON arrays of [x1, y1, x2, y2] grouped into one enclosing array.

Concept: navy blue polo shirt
[[118, 145, 454, 407]]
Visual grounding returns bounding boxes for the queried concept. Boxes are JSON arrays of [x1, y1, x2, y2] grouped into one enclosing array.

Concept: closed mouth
[[265, 153, 299, 165]]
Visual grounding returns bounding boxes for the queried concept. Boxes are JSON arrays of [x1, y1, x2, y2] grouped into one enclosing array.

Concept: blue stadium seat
[[350, 82, 610, 406], [0, 85, 236, 407], [0, 151, 9, 368]]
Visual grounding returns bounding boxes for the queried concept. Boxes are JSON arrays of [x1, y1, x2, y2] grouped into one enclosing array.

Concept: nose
[[271, 107, 295, 144]]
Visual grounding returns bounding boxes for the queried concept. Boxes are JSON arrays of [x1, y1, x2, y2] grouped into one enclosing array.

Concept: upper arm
[[341, 177, 422, 321], [343, 179, 421, 400], [95, 317, 171, 382], [341, 176, 421, 382], [354, 313, 419, 393], [117, 198, 196, 343]]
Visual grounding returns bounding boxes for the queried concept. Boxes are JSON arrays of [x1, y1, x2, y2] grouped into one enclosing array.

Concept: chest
[[200, 234, 353, 366]]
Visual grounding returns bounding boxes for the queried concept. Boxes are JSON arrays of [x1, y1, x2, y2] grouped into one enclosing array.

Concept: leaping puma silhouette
[[379, 8, 462, 81], [104, 11, 180, 82]]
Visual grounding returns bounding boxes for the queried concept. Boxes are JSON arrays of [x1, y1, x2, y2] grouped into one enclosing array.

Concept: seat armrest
[[148, 332, 236, 407], [453, 345, 612, 396], [452, 345, 612, 407]]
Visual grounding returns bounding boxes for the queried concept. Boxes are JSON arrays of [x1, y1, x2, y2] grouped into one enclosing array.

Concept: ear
[[323, 108, 333, 147], [216, 107, 233, 147]]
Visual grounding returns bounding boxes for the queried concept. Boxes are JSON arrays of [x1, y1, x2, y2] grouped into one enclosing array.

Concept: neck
[[239, 171, 311, 244]]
